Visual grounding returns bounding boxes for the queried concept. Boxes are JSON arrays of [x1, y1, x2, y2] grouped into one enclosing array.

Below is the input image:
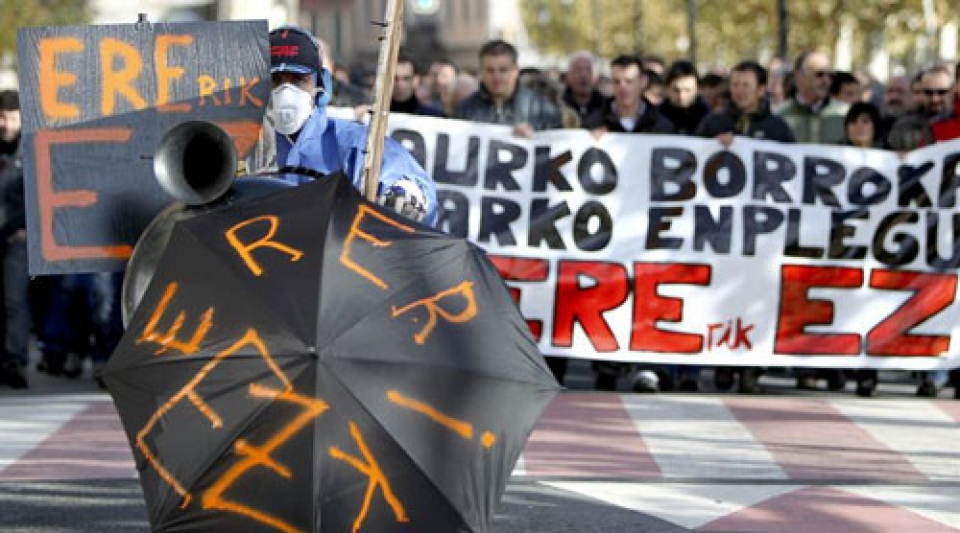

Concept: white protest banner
[[332, 109, 960, 370]]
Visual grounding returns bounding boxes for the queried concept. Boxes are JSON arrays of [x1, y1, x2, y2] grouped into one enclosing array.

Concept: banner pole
[[361, 0, 405, 202]]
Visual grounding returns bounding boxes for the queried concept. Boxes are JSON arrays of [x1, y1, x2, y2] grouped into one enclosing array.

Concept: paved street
[[2, 360, 959, 531]]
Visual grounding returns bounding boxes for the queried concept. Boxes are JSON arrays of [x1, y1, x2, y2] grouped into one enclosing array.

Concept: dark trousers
[[2, 239, 27, 367]]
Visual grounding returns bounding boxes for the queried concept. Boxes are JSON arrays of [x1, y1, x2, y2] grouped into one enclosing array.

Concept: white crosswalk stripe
[[542, 481, 802, 529], [620, 395, 788, 480], [829, 399, 960, 482], [839, 485, 960, 530], [0, 397, 91, 471]]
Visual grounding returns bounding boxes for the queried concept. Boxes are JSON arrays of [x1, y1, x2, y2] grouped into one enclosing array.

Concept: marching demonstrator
[[268, 26, 438, 226]]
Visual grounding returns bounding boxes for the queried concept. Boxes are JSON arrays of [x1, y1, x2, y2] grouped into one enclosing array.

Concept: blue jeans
[[39, 273, 123, 364]]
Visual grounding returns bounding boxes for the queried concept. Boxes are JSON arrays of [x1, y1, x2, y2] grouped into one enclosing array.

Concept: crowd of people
[[327, 39, 960, 399], [2, 29, 959, 399]]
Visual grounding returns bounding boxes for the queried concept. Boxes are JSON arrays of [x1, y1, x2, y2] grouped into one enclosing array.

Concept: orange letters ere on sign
[[35, 33, 259, 125]]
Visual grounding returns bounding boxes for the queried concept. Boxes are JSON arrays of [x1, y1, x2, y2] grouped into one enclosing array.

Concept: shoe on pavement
[[632, 370, 660, 393], [714, 368, 735, 392], [62, 353, 83, 379], [0, 363, 28, 389], [796, 376, 818, 390], [93, 360, 108, 389], [856, 378, 877, 397], [594, 373, 618, 391], [855, 369, 877, 397], [738, 368, 762, 394], [657, 370, 676, 392], [917, 381, 940, 398], [38, 352, 65, 376]]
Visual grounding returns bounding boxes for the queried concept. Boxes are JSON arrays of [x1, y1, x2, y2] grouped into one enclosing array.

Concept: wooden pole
[[777, 0, 789, 61], [362, 0, 405, 202]]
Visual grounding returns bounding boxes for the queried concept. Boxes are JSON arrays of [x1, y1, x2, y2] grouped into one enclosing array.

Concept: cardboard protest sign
[[332, 109, 960, 370], [17, 20, 269, 274]]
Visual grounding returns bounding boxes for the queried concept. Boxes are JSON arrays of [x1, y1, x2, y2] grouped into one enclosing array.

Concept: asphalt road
[[2, 358, 958, 532], [0, 478, 691, 533]]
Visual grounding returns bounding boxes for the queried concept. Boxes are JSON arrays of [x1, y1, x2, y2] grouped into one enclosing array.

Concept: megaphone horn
[[153, 120, 237, 206]]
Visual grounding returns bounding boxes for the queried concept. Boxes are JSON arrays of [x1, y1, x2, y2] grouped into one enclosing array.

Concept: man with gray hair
[[562, 50, 604, 124], [886, 66, 950, 150], [776, 50, 848, 144], [777, 51, 849, 392], [881, 75, 911, 119]]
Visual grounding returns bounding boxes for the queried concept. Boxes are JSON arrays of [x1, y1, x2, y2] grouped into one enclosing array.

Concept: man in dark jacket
[[0, 90, 26, 389], [455, 39, 565, 382], [581, 55, 673, 392], [391, 54, 445, 117], [583, 55, 674, 136], [698, 60, 795, 143], [456, 39, 562, 136], [659, 60, 710, 135], [697, 62, 794, 394]]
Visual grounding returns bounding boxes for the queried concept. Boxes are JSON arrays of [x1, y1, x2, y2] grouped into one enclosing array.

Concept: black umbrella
[[103, 173, 558, 532]]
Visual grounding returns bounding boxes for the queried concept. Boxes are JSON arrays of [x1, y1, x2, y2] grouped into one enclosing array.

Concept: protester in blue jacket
[[269, 26, 437, 226]]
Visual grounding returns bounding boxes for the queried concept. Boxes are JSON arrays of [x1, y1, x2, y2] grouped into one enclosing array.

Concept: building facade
[[0, 0, 541, 90], [87, 0, 298, 26], [303, 0, 542, 75]]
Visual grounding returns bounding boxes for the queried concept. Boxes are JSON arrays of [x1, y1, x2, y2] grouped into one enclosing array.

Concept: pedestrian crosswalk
[[2, 392, 959, 530], [521, 393, 960, 531], [520, 394, 960, 485], [0, 395, 133, 482], [0, 397, 89, 473], [622, 396, 788, 480]]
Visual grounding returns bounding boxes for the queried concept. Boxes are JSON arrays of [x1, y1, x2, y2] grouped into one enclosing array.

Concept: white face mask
[[270, 83, 314, 135]]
